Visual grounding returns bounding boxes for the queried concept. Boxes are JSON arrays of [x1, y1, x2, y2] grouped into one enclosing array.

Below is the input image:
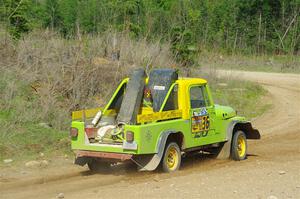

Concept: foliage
[[0, 0, 299, 56], [171, 26, 197, 66], [3, 0, 30, 39]]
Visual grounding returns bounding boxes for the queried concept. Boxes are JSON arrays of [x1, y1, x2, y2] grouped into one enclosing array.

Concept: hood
[[215, 104, 237, 120]]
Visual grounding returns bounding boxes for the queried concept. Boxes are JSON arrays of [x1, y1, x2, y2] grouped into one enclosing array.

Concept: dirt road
[[1, 70, 299, 199]]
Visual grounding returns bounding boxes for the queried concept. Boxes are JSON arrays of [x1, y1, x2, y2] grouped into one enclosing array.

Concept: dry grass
[[0, 29, 174, 130], [0, 29, 274, 131], [198, 52, 300, 73], [0, 29, 176, 160]]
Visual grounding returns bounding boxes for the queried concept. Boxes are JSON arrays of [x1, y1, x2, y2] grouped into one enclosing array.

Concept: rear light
[[126, 131, 134, 142], [70, 127, 78, 138]]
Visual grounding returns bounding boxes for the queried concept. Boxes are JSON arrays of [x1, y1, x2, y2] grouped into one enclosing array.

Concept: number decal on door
[[191, 108, 210, 133]]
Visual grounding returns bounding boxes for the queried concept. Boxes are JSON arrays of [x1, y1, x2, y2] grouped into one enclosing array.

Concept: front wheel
[[162, 142, 181, 172], [231, 130, 247, 160]]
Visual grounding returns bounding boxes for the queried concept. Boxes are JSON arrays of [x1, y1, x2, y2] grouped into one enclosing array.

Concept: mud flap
[[117, 68, 146, 124], [132, 154, 161, 171], [216, 120, 237, 159], [216, 141, 232, 159]]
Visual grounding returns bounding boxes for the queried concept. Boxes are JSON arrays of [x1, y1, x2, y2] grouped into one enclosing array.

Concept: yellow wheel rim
[[237, 134, 246, 158], [166, 146, 179, 171]]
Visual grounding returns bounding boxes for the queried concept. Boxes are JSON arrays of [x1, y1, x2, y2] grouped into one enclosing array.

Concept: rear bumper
[[76, 150, 133, 161]]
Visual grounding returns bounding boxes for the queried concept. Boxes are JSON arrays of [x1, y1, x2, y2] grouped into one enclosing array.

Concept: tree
[[58, 0, 78, 37], [44, 0, 61, 30], [6, 0, 31, 39]]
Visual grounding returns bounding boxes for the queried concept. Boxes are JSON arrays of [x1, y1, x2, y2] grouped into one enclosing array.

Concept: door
[[189, 85, 215, 143]]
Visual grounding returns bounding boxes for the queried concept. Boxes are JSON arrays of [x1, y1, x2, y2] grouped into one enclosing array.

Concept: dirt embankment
[[1, 70, 300, 199]]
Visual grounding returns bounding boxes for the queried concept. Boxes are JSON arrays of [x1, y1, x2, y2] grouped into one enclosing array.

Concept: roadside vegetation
[[1, 0, 298, 165], [198, 53, 300, 73], [210, 79, 272, 119], [1, 0, 299, 66]]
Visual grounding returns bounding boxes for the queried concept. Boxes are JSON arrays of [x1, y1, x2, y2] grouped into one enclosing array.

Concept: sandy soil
[[0, 70, 299, 199]]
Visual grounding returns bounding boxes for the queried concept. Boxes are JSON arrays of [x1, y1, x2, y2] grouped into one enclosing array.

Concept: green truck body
[[71, 70, 260, 172]]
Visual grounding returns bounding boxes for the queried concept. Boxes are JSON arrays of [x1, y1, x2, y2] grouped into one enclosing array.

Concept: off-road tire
[[231, 130, 247, 160], [87, 159, 111, 172], [162, 142, 181, 172]]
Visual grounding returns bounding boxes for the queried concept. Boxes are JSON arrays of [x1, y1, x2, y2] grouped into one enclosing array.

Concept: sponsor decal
[[199, 107, 208, 116], [153, 85, 165, 91], [194, 131, 209, 138], [191, 108, 210, 135]]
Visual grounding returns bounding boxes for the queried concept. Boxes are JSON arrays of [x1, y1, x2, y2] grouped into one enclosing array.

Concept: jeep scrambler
[[71, 69, 260, 172]]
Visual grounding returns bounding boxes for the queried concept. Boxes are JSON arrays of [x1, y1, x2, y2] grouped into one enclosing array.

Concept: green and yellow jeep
[[71, 69, 260, 172]]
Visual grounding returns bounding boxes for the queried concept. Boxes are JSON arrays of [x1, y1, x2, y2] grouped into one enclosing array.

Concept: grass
[[210, 79, 271, 119], [198, 53, 300, 74], [0, 114, 69, 162], [0, 72, 70, 163]]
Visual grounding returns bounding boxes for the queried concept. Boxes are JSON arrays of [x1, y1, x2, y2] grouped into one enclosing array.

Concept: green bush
[[170, 26, 197, 67]]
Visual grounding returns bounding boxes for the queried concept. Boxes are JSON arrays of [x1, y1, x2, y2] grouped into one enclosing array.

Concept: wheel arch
[[155, 130, 185, 154], [216, 120, 260, 160], [134, 130, 184, 171], [233, 122, 261, 140], [165, 131, 185, 150]]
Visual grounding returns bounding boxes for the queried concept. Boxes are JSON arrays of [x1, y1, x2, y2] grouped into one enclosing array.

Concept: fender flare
[[135, 130, 179, 171], [216, 120, 238, 159], [217, 120, 260, 159], [226, 120, 240, 141]]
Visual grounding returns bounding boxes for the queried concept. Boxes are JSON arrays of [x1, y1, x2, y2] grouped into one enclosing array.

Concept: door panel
[[189, 85, 215, 144]]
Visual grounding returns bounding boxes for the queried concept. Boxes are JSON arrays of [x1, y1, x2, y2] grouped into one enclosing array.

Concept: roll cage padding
[[148, 69, 178, 112], [116, 68, 146, 124]]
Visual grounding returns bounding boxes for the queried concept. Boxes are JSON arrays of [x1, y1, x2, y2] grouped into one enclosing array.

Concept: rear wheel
[[162, 142, 181, 172], [231, 130, 247, 160], [87, 159, 111, 172]]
